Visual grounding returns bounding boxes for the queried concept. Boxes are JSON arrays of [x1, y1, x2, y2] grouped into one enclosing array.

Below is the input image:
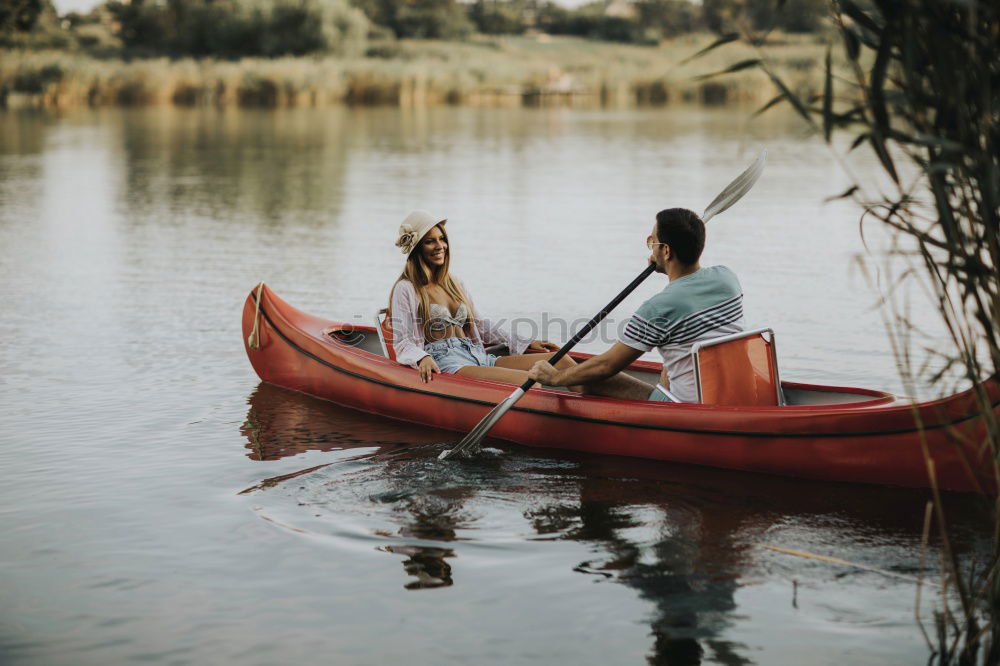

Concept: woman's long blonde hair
[[390, 224, 473, 338]]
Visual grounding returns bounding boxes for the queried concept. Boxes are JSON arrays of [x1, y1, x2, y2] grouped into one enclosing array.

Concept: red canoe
[[242, 284, 999, 494]]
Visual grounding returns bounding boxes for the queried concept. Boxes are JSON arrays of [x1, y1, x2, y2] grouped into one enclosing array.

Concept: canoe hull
[[242, 285, 998, 494]]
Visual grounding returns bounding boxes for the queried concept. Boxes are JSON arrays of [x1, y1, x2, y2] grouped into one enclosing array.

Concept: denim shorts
[[425, 337, 498, 374]]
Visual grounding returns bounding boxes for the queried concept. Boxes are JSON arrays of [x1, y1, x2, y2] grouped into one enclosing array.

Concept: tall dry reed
[[0, 33, 830, 109]]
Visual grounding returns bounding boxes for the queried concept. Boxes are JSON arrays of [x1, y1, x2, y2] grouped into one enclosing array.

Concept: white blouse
[[388, 278, 532, 368]]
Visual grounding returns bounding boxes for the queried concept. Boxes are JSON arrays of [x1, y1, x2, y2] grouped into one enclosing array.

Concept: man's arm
[[528, 342, 644, 386]]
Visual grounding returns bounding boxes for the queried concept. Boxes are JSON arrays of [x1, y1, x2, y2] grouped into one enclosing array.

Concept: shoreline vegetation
[[1, 33, 830, 109]]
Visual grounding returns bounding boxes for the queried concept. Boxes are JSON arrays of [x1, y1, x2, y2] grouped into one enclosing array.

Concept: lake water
[[0, 106, 990, 665]]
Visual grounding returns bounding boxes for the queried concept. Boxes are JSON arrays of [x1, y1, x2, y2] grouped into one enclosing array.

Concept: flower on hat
[[396, 224, 417, 254]]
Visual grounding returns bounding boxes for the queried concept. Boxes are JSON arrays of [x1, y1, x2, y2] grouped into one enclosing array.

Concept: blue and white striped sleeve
[[619, 305, 673, 352]]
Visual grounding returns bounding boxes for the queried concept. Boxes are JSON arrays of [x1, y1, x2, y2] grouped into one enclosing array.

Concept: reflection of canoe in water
[[242, 284, 998, 494], [241, 382, 453, 461]]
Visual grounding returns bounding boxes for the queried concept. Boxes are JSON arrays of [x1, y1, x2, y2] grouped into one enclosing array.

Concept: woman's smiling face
[[420, 225, 448, 267]]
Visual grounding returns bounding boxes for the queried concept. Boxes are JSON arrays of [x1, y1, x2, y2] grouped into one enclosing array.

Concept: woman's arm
[[390, 281, 431, 369]]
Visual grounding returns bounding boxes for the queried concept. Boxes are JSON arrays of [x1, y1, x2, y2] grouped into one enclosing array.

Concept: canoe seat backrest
[[692, 328, 783, 406], [375, 308, 397, 361]]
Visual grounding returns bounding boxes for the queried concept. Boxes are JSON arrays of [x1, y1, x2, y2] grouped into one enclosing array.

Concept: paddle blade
[[701, 149, 767, 223], [439, 388, 526, 460]]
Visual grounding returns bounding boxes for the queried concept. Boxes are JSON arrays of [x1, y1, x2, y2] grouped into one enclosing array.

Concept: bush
[[12, 62, 62, 93]]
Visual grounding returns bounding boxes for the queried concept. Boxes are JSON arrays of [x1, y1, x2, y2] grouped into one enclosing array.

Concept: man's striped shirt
[[620, 265, 744, 402]]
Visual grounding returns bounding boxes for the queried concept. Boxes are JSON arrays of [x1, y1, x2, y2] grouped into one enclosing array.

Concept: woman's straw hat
[[396, 210, 447, 256]]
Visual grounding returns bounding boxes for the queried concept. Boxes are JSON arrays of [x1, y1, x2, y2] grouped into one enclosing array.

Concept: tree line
[[2, 0, 830, 57]]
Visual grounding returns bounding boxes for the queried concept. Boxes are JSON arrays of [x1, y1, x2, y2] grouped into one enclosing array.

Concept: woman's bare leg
[[494, 352, 575, 371], [495, 352, 584, 392], [454, 353, 579, 388], [455, 354, 650, 399], [497, 352, 652, 400], [455, 365, 532, 384]]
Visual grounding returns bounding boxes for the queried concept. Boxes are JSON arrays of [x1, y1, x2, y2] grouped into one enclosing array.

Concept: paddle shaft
[[441, 149, 767, 459], [518, 263, 657, 392], [438, 262, 657, 459]]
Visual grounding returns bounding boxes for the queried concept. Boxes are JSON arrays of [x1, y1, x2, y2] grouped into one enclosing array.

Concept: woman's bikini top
[[428, 302, 469, 330]]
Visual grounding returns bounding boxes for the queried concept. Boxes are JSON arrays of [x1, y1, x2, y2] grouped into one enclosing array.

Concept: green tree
[[0, 0, 75, 48], [349, 0, 474, 38], [469, 0, 525, 35], [535, 1, 651, 44], [106, 0, 369, 57], [0, 0, 45, 32], [702, 0, 827, 34], [635, 0, 703, 38], [534, 1, 569, 32], [392, 0, 475, 39]]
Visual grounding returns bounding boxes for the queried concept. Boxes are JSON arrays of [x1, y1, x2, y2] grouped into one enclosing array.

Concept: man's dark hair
[[655, 208, 705, 265]]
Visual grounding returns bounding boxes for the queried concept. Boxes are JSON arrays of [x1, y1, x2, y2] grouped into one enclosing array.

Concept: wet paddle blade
[[439, 388, 526, 460], [702, 149, 767, 223]]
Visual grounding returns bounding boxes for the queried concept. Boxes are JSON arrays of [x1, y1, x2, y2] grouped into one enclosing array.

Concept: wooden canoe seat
[[692, 328, 784, 406], [375, 308, 396, 361]]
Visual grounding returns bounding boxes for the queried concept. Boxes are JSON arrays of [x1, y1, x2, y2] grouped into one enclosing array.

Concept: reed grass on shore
[[0, 33, 831, 109]]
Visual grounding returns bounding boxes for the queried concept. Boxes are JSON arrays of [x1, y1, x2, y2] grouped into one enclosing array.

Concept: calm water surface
[[0, 106, 990, 665]]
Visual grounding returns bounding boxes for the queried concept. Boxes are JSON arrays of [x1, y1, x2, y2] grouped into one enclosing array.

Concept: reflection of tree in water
[[0, 111, 50, 156], [118, 107, 355, 224]]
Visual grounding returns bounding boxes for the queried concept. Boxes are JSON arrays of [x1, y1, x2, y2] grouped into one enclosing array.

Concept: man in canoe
[[527, 208, 744, 402]]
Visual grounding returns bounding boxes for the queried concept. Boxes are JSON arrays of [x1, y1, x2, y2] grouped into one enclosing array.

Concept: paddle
[[439, 149, 768, 460]]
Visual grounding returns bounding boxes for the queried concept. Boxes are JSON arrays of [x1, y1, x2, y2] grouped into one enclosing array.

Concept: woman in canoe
[[390, 210, 577, 384]]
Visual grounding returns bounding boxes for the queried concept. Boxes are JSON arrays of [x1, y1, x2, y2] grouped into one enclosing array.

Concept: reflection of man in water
[[241, 384, 465, 590], [381, 471, 468, 591], [381, 545, 454, 590], [526, 471, 746, 666]]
